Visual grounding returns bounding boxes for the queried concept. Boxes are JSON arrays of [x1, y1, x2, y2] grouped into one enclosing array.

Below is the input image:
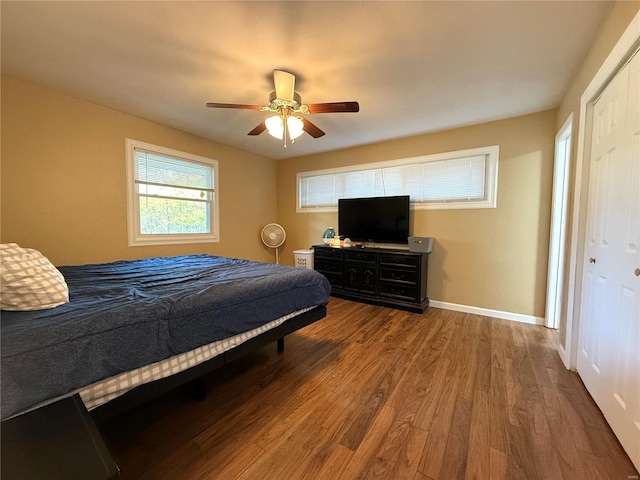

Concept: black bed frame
[[91, 304, 327, 422], [1, 305, 327, 480]]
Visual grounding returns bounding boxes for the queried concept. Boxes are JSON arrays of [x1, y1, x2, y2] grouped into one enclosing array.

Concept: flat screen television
[[338, 195, 410, 244]]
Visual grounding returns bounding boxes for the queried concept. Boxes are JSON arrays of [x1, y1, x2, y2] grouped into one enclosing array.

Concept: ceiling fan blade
[[206, 102, 263, 110], [273, 70, 295, 102], [302, 118, 326, 138], [247, 122, 267, 136], [306, 101, 360, 114]]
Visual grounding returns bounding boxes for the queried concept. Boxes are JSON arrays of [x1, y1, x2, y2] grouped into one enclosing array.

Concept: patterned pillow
[[1, 243, 69, 311]]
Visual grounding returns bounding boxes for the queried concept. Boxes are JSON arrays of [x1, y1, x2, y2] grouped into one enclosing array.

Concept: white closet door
[[578, 50, 640, 471]]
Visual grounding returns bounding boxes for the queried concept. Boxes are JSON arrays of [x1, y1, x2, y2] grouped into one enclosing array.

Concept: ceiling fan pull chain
[[283, 114, 288, 149]]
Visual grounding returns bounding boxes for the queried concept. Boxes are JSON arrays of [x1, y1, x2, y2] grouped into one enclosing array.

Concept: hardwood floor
[[100, 298, 638, 479]]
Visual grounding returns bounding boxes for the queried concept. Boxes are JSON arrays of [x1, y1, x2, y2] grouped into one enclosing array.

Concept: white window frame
[[297, 145, 499, 213], [126, 138, 220, 246]]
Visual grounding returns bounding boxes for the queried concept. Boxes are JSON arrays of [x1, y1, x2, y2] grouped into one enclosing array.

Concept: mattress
[[1, 255, 331, 419]]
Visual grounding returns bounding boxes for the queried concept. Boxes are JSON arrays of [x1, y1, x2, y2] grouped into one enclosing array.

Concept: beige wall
[[1, 75, 278, 266], [555, 1, 639, 349], [278, 110, 557, 318]]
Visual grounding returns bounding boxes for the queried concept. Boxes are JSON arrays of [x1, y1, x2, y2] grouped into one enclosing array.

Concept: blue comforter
[[1, 255, 330, 419]]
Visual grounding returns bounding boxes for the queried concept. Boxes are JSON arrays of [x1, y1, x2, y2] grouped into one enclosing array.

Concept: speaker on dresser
[[408, 237, 434, 253]]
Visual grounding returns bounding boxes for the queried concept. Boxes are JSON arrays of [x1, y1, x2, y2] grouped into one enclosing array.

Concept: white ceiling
[[1, 1, 613, 160]]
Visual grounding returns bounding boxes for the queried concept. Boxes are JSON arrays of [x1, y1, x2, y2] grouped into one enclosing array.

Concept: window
[[297, 145, 499, 212], [126, 139, 219, 246]]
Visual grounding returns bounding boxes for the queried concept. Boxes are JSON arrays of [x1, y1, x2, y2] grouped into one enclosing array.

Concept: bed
[[1, 253, 331, 421]]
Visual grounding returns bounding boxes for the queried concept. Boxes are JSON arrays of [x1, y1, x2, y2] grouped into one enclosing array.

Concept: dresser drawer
[[314, 247, 343, 261], [344, 250, 377, 265], [379, 282, 419, 302], [323, 272, 344, 289], [379, 268, 418, 285], [315, 260, 343, 274], [379, 253, 420, 269]]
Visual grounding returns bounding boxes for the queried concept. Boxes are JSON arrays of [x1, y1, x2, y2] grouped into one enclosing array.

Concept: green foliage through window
[[139, 197, 209, 234]]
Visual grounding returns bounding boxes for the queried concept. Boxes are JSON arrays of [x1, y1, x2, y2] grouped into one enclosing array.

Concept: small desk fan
[[261, 223, 286, 264]]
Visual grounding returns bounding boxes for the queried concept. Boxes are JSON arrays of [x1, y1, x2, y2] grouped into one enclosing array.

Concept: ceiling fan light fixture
[[265, 114, 284, 139], [287, 116, 304, 139], [265, 114, 304, 141]]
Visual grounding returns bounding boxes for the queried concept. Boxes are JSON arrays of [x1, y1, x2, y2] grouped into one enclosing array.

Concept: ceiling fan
[[206, 70, 359, 148]]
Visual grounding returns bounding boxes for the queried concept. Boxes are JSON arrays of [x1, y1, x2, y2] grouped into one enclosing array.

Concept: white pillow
[[1, 243, 69, 311]]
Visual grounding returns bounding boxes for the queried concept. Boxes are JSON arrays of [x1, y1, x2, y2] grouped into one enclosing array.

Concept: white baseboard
[[429, 300, 545, 326]]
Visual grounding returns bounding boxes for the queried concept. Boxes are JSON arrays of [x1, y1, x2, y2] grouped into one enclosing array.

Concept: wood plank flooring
[[100, 298, 639, 479]]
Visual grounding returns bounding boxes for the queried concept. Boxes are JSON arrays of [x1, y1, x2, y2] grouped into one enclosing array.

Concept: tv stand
[[313, 245, 429, 313]]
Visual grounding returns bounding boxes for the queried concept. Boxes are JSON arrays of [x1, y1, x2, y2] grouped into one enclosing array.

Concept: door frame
[[545, 113, 573, 330], [563, 11, 640, 370]]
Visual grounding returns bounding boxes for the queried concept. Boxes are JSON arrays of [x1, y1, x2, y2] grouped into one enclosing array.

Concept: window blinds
[[299, 154, 487, 209], [134, 148, 214, 200]]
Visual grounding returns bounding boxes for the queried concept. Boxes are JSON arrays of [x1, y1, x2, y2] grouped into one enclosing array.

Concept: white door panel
[[578, 50, 640, 470]]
